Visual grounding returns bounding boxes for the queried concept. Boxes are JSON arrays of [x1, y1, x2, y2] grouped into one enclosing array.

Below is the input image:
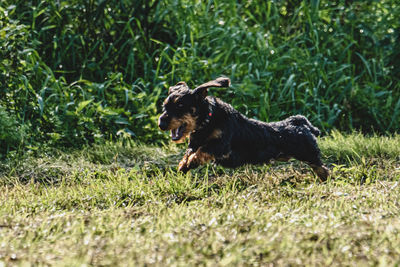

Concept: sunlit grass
[[1, 133, 400, 265]]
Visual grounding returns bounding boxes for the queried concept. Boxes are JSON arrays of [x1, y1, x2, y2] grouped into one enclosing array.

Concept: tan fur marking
[[178, 153, 190, 171], [310, 164, 330, 181], [181, 114, 197, 132], [208, 129, 222, 140], [168, 118, 182, 131], [187, 149, 215, 167], [221, 152, 231, 159], [276, 156, 291, 162], [171, 114, 198, 143]]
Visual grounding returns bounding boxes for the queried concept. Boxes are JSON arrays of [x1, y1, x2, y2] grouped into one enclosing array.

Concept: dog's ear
[[193, 77, 231, 98], [168, 81, 189, 94]]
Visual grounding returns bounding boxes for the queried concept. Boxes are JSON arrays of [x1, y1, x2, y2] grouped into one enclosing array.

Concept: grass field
[[1, 1, 399, 265], [1, 132, 400, 266]]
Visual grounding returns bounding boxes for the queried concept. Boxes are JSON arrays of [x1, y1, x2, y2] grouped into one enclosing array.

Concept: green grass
[[1, 133, 400, 265]]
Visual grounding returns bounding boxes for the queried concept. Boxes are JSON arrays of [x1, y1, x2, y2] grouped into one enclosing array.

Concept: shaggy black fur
[[158, 77, 329, 180]]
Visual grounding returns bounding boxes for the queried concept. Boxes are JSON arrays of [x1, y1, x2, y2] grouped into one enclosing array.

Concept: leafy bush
[[0, 3, 163, 147], [0, 106, 27, 156], [0, 0, 399, 155]]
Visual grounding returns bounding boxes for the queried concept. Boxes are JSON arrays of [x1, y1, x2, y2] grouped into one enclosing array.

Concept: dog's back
[[208, 101, 323, 169]]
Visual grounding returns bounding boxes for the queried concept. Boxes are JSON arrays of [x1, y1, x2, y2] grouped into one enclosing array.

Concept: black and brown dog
[[158, 77, 329, 180]]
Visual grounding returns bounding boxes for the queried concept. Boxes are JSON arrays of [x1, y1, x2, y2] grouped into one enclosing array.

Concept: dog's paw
[[178, 159, 189, 173]]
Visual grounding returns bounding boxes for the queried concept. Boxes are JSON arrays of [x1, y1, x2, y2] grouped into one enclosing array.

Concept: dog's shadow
[[187, 161, 321, 194]]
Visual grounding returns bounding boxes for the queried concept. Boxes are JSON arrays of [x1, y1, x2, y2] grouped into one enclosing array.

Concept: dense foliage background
[[1, 0, 399, 156]]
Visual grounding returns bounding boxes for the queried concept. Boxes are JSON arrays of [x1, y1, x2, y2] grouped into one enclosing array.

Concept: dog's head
[[158, 77, 230, 143]]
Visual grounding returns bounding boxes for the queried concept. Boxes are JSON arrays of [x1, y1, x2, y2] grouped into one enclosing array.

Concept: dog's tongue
[[171, 128, 180, 140], [171, 125, 185, 141]]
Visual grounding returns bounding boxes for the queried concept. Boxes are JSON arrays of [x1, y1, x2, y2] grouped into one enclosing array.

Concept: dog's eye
[[177, 103, 184, 109]]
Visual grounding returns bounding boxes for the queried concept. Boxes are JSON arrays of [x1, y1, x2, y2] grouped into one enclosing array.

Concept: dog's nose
[[158, 116, 168, 131]]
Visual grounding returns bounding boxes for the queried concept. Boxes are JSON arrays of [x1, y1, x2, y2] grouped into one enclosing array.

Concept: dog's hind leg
[[291, 132, 329, 181], [289, 145, 329, 180], [309, 163, 330, 181], [298, 152, 330, 181]]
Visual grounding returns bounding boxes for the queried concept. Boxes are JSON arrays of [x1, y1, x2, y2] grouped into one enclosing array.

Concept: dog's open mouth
[[171, 123, 186, 141]]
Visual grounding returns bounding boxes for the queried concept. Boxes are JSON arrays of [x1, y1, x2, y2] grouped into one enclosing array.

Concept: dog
[[158, 77, 330, 180]]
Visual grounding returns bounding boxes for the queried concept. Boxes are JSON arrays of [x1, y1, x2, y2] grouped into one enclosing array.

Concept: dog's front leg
[[185, 148, 215, 171], [178, 148, 215, 173], [178, 138, 230, 173], [178, 148, 194, 173]]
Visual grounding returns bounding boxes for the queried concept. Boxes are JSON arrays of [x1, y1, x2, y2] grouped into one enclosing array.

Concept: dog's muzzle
[[158, 113, 169, 131]]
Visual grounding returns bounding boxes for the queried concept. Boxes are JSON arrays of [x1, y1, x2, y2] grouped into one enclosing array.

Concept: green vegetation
[[1, 133, 400, 265], [1, 1, 399, 265], [1, 0, 399, 156], [0, 105, 27, 155]]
